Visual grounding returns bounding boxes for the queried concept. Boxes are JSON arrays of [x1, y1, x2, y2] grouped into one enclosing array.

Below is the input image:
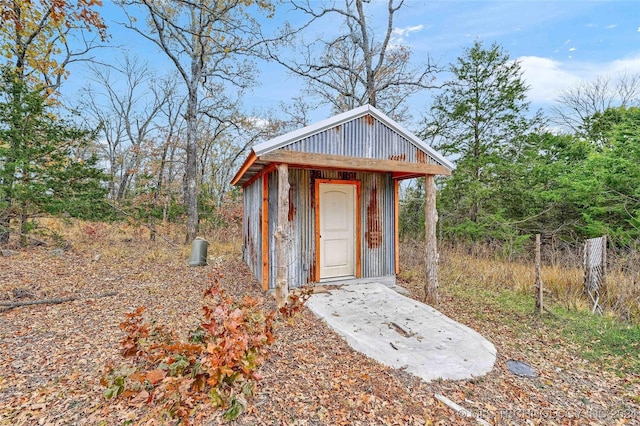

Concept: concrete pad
[[305, 282, 496, 382]]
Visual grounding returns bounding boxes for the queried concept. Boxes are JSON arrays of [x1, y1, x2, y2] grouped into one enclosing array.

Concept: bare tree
[[552, 72, 640, 135], [265, 0, 440, 120], [79, 55, 172, 202], [118, 0, 271, 243], [153, 87, 186, 228], [198, 111, 277, 208]]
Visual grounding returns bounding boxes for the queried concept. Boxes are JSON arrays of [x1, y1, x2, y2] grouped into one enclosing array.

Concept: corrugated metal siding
[[360, 172, 395, 279], [243, 176, 263, 283], [289, 169, 314, 288], [286, 115, 443, 166], [264, 168, 395, 289], [268, 168, 315, 289]]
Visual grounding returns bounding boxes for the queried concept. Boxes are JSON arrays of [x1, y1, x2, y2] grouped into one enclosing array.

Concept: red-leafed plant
[[279, 286, 314, 321], [102, 272, 275, 423]]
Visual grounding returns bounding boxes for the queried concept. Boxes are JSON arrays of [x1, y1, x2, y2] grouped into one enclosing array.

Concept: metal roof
[[232, 104, 454, 186]]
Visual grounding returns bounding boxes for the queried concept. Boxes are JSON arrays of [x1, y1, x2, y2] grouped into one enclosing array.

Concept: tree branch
[[0, 292, 118, 313]]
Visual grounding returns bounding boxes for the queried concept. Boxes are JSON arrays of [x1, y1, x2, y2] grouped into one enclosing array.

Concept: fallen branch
[[0, 291, 118, 312], [387, 321, 415, 338], [435, 393, 491, 426], [1, 227, 49, 247]]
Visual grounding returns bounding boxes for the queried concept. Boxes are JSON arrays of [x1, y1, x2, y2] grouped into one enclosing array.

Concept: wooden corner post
[[424, 175, 439, 305], [275, 164, 290, 309]]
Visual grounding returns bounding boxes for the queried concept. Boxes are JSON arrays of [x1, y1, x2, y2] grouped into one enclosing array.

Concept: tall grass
[[400, 240, 640, 323], [27, 217, 243, 268], [399, 240, 640, 373]]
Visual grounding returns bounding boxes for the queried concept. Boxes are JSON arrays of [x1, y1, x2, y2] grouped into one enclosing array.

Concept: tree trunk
[[116, 167, 132, 202], [1, 151, 16, 244], [150, 141, 170, 242], [275, 164, 290, 309], [0, 201, 9, 244], [185, 83, 199, 243], [424, 175, 439, 305]]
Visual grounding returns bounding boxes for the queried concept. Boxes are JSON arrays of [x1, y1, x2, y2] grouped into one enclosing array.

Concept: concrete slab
[[305, 282, 496, 382]]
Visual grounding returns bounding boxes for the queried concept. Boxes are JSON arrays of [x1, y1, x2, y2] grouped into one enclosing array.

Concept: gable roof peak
[[251, 104, 453, 170], [253, 104, 378, 156]]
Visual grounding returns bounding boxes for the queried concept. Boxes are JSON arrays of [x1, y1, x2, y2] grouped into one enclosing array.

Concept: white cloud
[[393, 24, 424, 37], [390, 24, 425, 47], [605, 55, 640, 75], [518, 54, 640, 104], [519, 56, 582, 103], [249, 116, 270, 129], [606, 24, 617, 29], [569, 47, 576, 52]]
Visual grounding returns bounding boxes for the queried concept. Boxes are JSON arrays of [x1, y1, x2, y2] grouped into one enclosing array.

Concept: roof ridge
[[251, 104, 454, 170]]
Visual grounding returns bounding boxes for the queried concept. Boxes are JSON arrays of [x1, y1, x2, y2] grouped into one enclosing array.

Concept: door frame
[[314, 178, 361, 282]]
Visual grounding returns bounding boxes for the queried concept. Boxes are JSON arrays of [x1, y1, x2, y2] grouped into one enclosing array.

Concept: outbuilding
[[231, 105, 454, 303]]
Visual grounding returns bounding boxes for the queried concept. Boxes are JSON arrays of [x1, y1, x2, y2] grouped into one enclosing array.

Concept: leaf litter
[[0, 232, 638, 425]]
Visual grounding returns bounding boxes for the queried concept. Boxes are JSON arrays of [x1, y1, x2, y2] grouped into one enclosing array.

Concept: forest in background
[[1, 2, 639, 423], [1, 0, 639, 260]]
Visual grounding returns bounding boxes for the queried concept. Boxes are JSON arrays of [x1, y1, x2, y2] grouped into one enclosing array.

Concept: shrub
[[102, 272, 275, 424]]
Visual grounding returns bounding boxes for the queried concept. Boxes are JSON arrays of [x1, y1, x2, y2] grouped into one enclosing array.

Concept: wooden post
[[261, 173, 269, 291], [535, 234, 543, 315], [274, 164, 290, 309], [601, 235, 607, 285], [394, 180, 400, 275], [424, 175, 439, 305]]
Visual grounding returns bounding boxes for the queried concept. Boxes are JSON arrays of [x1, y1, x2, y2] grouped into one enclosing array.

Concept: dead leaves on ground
[[0, 237, 639, 425]]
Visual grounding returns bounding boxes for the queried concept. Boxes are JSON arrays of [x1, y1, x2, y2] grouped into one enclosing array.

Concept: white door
[[319, 183, 356, 279]]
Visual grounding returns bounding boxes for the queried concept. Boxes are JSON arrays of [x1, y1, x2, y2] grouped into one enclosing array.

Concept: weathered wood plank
[[260, 151, 452, 176], [274, 164, 290, 309], [230, 151, 257, 186], [424, 174, 439, 305], [261, 174, 270, 291]]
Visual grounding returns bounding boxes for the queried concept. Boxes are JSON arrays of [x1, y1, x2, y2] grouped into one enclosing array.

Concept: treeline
[[0, 1, 638, 250], [401, 42, 640, 252]]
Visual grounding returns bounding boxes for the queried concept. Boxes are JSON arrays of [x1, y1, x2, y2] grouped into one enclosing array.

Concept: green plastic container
[[188, 237, 208, 266]]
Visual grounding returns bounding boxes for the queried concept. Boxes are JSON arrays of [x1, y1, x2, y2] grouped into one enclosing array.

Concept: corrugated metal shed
[[235, 104, 452, 291]]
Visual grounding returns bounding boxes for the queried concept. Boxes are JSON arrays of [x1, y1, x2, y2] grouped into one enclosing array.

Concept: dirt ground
[[1, 229, 638, 425]]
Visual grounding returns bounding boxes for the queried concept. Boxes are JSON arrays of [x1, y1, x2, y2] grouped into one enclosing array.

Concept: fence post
[[583, 236, 604, 315], [535, 234, 543, 315], [601, 235, 607, 285]]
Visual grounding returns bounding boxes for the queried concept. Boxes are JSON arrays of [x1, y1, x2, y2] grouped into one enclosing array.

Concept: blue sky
[[391, 1, 640, 112], [64, 1, 640, 124]]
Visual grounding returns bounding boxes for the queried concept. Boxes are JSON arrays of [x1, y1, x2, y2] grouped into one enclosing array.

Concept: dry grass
[[400, 240, 640, 323], [28, 217, 243, 261], [399, 239, 640, 378]]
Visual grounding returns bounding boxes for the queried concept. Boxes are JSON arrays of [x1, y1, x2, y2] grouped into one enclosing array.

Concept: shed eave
[[251, 104, 454, 171], [232, 104, 456, 186], [258, 151, 452, 176]]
